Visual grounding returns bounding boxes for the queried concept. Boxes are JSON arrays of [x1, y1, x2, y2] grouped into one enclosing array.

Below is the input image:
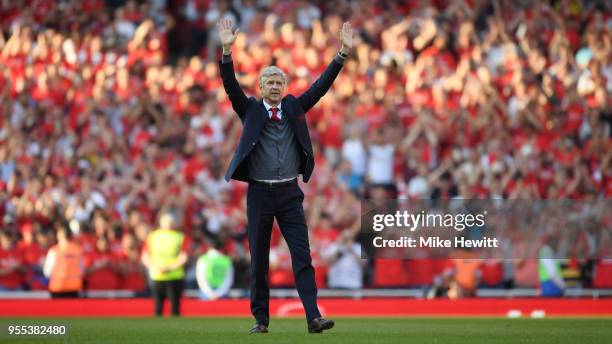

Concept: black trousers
[[151, 279, 183, 316], [247, 180, 321, 325], [50, 291, 79, 298]]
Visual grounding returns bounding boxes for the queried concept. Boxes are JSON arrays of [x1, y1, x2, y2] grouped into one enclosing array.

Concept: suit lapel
[[284, 97, 301, 136], [257, 99, 269, 122], [280, 98, 289, 120]]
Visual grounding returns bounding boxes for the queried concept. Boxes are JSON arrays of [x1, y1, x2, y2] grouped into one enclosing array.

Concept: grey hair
[[259, 66, 288, 88]]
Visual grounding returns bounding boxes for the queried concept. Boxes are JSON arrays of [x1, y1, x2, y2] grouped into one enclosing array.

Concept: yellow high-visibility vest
[[146, 229, 185, 281]]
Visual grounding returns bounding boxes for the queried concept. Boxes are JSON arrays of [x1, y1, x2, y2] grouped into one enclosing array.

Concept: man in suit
[[216, 18, 352, 334]]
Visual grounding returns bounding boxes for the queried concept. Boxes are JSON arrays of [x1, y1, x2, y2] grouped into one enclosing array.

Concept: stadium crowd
[[0, 0, 610, 294]]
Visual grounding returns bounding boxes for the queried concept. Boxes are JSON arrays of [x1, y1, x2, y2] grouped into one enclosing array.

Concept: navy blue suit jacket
[[219, 58, 344, 183]]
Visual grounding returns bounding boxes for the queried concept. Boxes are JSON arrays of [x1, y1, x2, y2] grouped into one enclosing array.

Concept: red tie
[[270, 107, 281, 122]]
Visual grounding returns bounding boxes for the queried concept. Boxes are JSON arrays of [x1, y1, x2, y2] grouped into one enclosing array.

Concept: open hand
[[340, 21, 353, 55], [217, 18, 240, 52]]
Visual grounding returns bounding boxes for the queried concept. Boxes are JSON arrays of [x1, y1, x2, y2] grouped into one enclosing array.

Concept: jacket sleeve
[[219, 59, 249, 122], [297, 57, 344, 113]]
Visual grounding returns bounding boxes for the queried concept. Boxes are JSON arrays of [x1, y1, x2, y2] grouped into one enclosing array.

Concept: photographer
[[323, 230, 365, 290]]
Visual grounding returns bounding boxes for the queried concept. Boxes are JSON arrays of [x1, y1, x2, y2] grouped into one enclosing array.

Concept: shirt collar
[[262, 99, 281, 112]]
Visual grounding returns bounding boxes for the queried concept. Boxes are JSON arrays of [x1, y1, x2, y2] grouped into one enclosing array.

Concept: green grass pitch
[[2, 317, 611, 343]]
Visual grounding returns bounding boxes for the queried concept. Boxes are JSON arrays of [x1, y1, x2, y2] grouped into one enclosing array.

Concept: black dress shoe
[[308, 317, 335, 333], [249, 323, 269, 334]]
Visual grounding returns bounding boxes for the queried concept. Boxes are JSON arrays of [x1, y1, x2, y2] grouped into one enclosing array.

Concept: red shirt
[[115, 252, 147, 292], [0, 247, 26, 289], [269, 247, 294, 287], [16, 241, 46, 267], [480, 260, 504, 287], [312, 228, 339, 251], [85, 250, 120, 290]]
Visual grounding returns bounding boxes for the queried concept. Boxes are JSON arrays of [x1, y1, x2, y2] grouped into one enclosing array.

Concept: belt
[[249, 178, 297, 188]]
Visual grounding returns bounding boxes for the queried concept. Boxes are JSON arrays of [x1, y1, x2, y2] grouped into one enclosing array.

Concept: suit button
[[252, 142, 256, 146]]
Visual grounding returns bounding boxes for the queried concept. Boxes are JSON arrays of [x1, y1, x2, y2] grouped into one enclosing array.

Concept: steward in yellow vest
[[142, 212, 189, 316]]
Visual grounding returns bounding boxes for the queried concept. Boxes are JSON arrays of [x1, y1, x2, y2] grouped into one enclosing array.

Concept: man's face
[[261, 75, 286, 105]]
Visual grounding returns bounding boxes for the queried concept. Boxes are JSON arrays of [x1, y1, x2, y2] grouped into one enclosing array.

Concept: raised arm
[[297, 21, 353, 113], [217, 18, 249, 120]]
